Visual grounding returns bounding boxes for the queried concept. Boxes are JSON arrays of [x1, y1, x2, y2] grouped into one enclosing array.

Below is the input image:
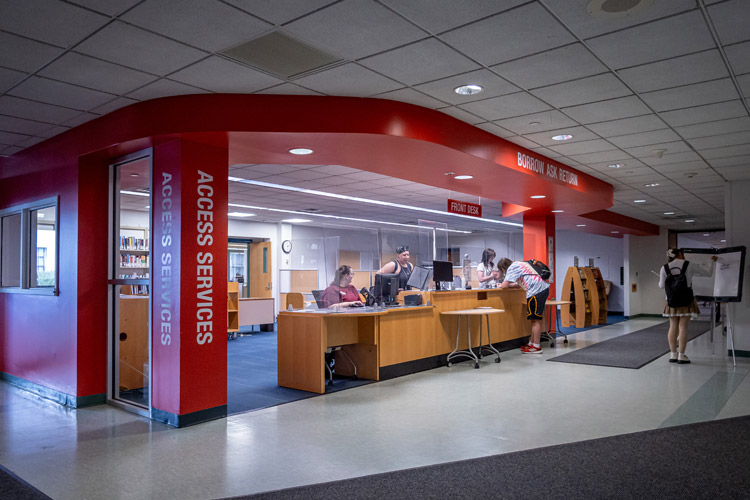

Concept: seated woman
[[321, 265, 363, 309]]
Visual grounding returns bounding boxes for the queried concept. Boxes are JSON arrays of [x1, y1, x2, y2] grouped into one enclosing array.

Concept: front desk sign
[[447, 199, 482, 217]]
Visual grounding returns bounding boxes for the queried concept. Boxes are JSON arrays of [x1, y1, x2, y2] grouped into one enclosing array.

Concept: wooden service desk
[[277, 305, 434, 394], [278, 288, 530, 394]]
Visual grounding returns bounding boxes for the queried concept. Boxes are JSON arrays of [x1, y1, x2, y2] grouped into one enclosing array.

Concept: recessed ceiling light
[[552, 134, 573, 141], [228, 212, 256, 217], [663, 211, 675, 215], [454, 84, 483, 95], [551, 210, 564, 213], [611, 231, 619, 234], [444, 171, 455, 176], [281, 218, 311, 223], [634, 199, 646, 203], [576, 224, 586, 227], [129, 173, 139, 177], [684, 219, 695, 223], [608, 163, 621, 169], [644, 183, 660, 187], [721, 239, 726, 243], [530, 195, 546, 199], [703, 233, 710, 236], [454, 175, 473, 180], [289, 148, 313, 155]]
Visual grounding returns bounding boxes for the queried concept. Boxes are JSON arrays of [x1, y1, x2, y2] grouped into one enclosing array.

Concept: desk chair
[[311, 289, 358, 386], [285, 292, 305, 310]]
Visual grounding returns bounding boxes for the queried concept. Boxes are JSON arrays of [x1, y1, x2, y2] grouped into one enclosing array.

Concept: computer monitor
[[406, 265, 432, 290], [432, 260, 454, 290], [374, 273, 399, 305]]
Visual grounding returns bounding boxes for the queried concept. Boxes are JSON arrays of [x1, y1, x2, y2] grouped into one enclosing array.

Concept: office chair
[[285, 292, 305, 310], [311, 290, 358, 386]]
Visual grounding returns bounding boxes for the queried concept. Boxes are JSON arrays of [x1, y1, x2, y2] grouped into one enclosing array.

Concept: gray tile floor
[[1, 318, 748, 500]]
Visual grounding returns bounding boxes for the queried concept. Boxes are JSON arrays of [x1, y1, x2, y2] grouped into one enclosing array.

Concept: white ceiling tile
[[708, 155, 750, 168], [89, 97, 140, 115], [639, 151, 702, 166], [708, 0, 750, 45], [523, 126, 600, 147], [381, 0, 524, 34], [283, 0, 426, 60], [700, 144, 750, 159], [359, 38, 480, 86], [223, 0, 336, 25], [493, 110, 579, 135], [67, 0, 141, 16], [315, 165, 360, 176], [715, 165, 750, 181], [543, 0, 693, 39], [8, 76, 115, 111], [724, 40, 750, 75], [688, 131, 750, 150], [562, 96, 652, 124], [586, 11, 714, 69], [458, 91, 551, 121], [126, 78, 208, 101], [39, 52, 158, 95], [441, 2, 575, 66], [587, 114, 667, 138], [169, 56, 283, 93], [474, 122, 515, 139], [0, 67, 27, 94], [437, 106, 485, 125], [608, 129, 682, 149], [641, 79, 740, 112], [618, 50, 729, 93], [0, 114, 57, 136], [531, 73, 632, 108], [0, 0, 109, 47], [62, 112, 99, 127], [546, 139, 616, 156], [660, 100, 746, 127], [373, 88, 447, 109], [76, 21, 208, 76], [0, 130, 31, 146], [294, 63, 402, 96], [676, 117, 750, 139], [122, 0, 272, 52], [413, 69, 518, 105], [567, 150, 632, 165], [738, 74, 750, 98], [492, 43, 607, 90], [504, 136, 542, 150], [0, 32, 65, 73]]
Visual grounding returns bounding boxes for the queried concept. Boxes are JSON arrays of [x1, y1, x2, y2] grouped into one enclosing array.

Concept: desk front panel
[[379, 306, 436, 367]]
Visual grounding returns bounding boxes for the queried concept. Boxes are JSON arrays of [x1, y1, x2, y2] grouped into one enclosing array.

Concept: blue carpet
[[548, 313, 627, 341], [227, 325, 373, 416]]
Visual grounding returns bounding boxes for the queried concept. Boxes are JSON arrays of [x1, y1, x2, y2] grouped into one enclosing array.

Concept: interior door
[[249, 241, 272, 298]]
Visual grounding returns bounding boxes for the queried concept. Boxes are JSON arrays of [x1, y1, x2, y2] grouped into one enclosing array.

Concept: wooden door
[[249, 241, 272, 298]]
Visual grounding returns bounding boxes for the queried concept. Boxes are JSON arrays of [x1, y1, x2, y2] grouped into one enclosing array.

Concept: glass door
[[108, 150, 152, 414], [228, 240, 250, 298]]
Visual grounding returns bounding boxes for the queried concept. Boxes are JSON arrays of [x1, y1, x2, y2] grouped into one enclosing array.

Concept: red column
[[151, 138, 228, 427], [522, 214, 556, 299]]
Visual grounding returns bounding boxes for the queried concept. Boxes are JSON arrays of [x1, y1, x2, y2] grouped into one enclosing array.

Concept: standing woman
[[658, 248, 716, 364], [477, 248, 500, 289], [376, 245, 414, 290]]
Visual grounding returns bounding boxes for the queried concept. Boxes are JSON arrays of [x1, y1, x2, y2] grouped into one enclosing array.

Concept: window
[[0, 197, 59, 295]]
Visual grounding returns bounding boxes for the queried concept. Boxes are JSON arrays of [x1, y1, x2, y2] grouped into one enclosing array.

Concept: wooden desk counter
[[277, 290, 531, 393]]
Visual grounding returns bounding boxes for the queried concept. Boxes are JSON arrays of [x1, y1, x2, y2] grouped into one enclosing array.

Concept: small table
[[441, 308, 504, 368], [542, 300, 571, 347]]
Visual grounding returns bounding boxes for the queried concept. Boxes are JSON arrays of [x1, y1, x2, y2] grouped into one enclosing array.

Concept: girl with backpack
[[658, 248, 716, 364]]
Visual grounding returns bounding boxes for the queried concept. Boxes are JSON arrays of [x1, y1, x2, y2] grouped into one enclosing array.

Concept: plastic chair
[[285, 292, 304, 310]]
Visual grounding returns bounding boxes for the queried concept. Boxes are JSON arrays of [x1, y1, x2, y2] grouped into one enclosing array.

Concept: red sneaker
[[521, 344, 543, 354]]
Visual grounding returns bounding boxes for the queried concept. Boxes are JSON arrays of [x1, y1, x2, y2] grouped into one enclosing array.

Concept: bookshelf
[[119, 226, 149, 281], [228, 281, 239, 340], [560, 266, 607, 328]]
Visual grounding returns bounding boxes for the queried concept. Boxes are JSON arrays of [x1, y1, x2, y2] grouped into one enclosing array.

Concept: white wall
[[624, 228, 669, 316], [726, 180, 750, 352], [555, 230, 625, 312]]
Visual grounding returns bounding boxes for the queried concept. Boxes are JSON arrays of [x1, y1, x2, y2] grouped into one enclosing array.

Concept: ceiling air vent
[[220, 31, 342, 80]]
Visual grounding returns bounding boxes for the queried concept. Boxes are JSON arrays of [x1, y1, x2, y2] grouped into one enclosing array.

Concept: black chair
[[310, 289, 357, 386]]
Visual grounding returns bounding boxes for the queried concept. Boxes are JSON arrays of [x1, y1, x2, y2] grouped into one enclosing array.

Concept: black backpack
[[527, 259, 551, 281], [663, 261, 694, 307]]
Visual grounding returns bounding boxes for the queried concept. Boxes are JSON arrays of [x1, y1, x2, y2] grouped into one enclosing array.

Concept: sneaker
[[521, 345, 543, 354], [669, 352, 678, 363], [677, 354, 691, 364]]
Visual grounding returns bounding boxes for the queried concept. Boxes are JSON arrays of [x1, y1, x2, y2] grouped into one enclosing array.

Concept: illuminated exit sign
[[447, 199, 482, 217]]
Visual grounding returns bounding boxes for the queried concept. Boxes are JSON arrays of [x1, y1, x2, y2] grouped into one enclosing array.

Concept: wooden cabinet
[[560, 266, 607, 328], [119, 295, 149, 391], [228, 281, 239, 339]]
